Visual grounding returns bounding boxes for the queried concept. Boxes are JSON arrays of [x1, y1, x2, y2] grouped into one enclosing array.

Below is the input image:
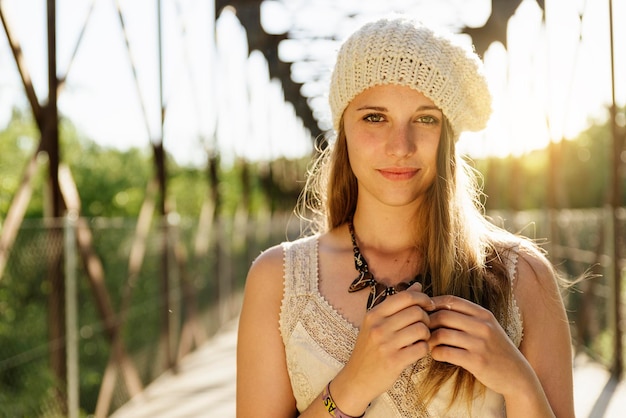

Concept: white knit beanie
[[329, 16, 492, 138]]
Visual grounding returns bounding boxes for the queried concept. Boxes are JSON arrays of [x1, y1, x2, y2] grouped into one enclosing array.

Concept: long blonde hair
[[298, 116, 515, 407]]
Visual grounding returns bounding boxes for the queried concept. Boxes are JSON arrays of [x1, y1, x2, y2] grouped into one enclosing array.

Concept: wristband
[[322, 381, 367, 418]]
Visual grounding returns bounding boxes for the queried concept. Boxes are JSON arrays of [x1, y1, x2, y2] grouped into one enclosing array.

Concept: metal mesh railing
[[489, 207, 626, 367], [0, 212, 302, 417]]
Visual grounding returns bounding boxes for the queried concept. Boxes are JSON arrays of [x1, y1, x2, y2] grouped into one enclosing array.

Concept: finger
[[428, 302, 496, 344], [406, 284, 438, 311], [428, 326, 472, 350], [428, 327, 477, 367], [429, 309, 504, 353], [428, 308, 463, 330], [431, 295, 472, 312], [429, 342, 471, 367], [430, 295, 491, 317], [397, 321, 431, 347], [374, 288, 435, 317], [395, 305, 432, 332], [373, 303, 431, 337], [408, 282, 423, 292], [397, 339, 431, 366]]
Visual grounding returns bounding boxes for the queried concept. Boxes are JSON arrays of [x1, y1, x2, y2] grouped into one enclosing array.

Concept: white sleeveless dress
[[279, 235, 524, 417]]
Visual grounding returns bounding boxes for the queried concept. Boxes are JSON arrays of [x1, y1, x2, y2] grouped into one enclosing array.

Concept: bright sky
[[0, 0, 623, 165]]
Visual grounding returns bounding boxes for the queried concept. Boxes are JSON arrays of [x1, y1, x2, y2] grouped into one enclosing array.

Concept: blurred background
[[0, 0, 624, 416]]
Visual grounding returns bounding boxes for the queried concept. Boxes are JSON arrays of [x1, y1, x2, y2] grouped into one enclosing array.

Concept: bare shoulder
[[512, 239, 572, 362], [513, 242, 563, 312], [239, 243, 286, 346], [246, 244, 285, 291]]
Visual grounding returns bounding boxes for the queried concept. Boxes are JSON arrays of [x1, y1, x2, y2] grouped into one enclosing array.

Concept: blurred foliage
[[0, 109, 309, 224], [0, 109, 45, 219], [475, 108, 624, 211]]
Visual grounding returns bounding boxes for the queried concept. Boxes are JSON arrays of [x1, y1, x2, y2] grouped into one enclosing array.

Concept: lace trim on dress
[[502, 245, 524, 346], [280, 236, 359, 362]]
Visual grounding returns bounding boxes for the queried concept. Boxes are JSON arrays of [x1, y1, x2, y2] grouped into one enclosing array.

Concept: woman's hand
[[425, 250, 574, 418], [427, 295, 534, 397], [330, 284, 435, 415]]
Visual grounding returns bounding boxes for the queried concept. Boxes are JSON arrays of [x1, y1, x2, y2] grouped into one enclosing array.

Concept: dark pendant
[[348, 219, 423, 311], [365, 278, 421, 310], [367, 282, 393, 310], [349, 271, 374, 292]]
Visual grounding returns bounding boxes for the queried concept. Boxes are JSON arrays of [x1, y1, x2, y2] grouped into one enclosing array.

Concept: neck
[[351, 206, 426, 253], [350, 210, 425, 281]]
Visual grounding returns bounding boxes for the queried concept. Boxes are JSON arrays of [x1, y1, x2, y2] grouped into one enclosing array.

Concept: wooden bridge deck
[[110, 320, 626, 418]]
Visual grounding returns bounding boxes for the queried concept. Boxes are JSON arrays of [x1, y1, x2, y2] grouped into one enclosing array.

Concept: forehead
[[347, 84, 440, 111]]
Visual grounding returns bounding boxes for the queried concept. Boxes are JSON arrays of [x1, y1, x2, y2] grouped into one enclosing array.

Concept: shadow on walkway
[[588, 376, 619, 418], [573, 353, 626, 417]]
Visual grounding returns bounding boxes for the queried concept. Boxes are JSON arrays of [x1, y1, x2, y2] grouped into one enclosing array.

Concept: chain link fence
[[0, 212, 302, 417], [489, 207, 626, 368]]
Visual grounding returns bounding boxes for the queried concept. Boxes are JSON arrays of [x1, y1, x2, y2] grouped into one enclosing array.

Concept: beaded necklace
[[347, 220, 426, 311]]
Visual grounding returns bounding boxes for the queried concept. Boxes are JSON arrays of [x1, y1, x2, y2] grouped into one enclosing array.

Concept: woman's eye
[[363, 113, 385, 123], [416, 115, 439, 125]]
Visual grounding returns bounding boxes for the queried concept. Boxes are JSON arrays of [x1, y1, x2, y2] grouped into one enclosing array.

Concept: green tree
[[0, 108, 45, 221], [560, 119, 612, 208], [476, 107, 624, 211]]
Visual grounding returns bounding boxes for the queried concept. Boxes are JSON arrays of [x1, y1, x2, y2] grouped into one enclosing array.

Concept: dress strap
[[279, 235, 319, 340]]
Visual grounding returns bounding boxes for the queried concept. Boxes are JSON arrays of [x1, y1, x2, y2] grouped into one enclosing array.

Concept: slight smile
[[377, 167, 419, 181]]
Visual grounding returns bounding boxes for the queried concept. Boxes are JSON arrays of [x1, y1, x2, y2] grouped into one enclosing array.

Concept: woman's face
[[343, 84, 442, 210]]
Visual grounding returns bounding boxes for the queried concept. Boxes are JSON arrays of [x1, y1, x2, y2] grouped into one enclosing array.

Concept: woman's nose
[[386, 124, 416, 157]]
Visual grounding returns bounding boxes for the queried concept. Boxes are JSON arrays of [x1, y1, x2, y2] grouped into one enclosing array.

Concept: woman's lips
[[377, 167, 419, 180]]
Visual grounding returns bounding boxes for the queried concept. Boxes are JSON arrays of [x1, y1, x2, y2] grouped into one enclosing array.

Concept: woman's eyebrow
[[416, 105, 442, 112], [355, 105, 442, 112], [355, 105, 387, 112]]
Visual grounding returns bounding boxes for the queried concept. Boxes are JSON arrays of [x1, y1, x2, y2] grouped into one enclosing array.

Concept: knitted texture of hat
[[329, 17, 492, 137]]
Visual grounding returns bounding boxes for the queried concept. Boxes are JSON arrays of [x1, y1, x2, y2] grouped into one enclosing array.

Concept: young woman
[[237, 16, 574, 418]]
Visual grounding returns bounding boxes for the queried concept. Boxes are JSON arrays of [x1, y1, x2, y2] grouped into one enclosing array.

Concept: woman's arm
[[236, 246, 298, 418], [513, 247, 575, 418]]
